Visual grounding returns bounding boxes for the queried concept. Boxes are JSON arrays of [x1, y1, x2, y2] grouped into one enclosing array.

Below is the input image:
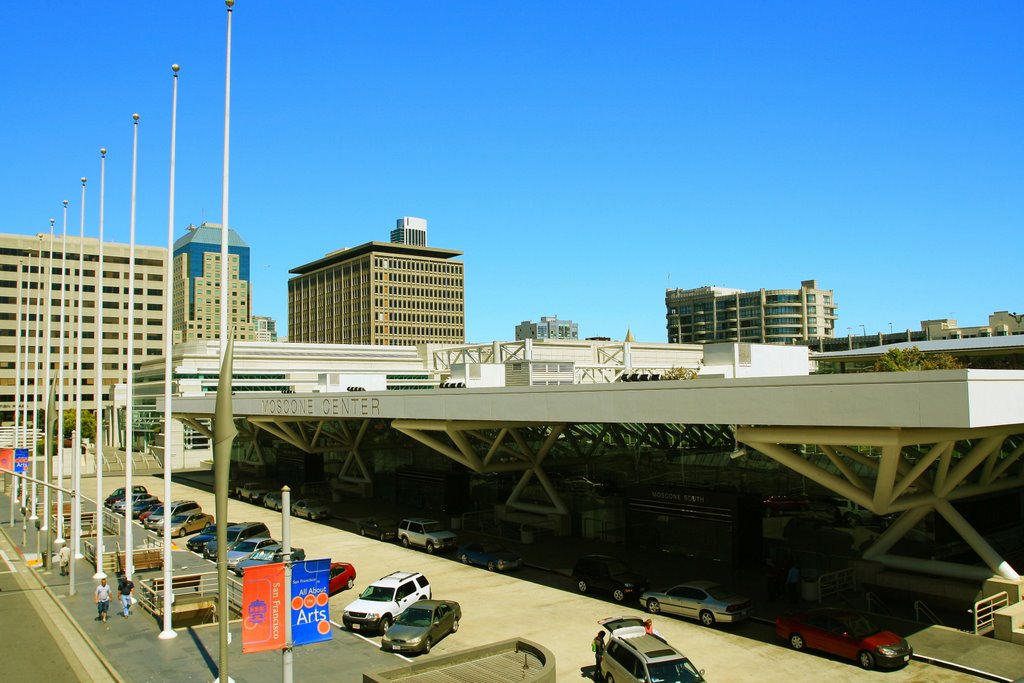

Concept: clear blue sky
[[3, 2, 1021, 343]]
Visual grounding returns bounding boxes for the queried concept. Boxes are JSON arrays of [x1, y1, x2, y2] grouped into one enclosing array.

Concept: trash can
[[801, 577, 819, 602]]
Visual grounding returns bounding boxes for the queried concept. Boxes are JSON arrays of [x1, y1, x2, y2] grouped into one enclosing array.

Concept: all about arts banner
[[241, 558, 332, 654]]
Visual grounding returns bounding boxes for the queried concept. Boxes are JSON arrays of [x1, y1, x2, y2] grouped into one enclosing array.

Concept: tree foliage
[[662, 366, 699, 380], [872, 347, 963, 372], [61, 409, 97, 440]]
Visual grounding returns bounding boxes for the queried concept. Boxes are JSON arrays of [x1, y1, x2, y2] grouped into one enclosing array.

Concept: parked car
[[113, 493, 159, 516], [263, 491, 283, 511], [231, 544, 306, 576], [380, 599, 461, 655], [329, 562, 357, 596], [572, 555, 649, 603], [291, 498, 331, 521], [186, 522, 237, 553], [342, 570, 431, 634], [826, 497, 879, 527], [168, 512, 215, 538], [225, 537, 278, 570], [358, 517, 398, 542], [144, 500, 202, 531], [775, 608, 913, 670], [457, 542, 522, 572], [104, 485, 148, 509], [763, 492, 811, 517], [204, 522, 272, 560], [397, 518, 457, 554], [233, 481, 268, 502], [599, 616, 706, 683], [130, 497, 162, 519], [640, 580, 751, 626]]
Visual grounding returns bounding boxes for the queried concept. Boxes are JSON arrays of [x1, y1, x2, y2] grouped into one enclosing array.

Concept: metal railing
[[865, 591, 893, 616], [914, 600, 944, 625], [136, 570, 243, 621], [972, 591, 1008, 635], [816, 567, 855, 603]]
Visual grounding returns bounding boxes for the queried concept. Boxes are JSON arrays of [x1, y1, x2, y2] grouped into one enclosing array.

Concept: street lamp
[[859, 324, 866, 337]]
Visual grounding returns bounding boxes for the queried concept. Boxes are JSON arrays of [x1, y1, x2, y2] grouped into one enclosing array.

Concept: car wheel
[[378, 532, 386, 542], [360, 527, 367, 537], [401, 536, 410, 548], [379, 615, 392, 635], [577, 579, 588, 594], [605, 674, 615, 683], [451, 618, 459, 633], [646, 598, 661, 614], [789, 633, 806, 651], [426, 542, 436, 554], [612, 588, 626, 602], [699, 609, 716, 627], [423, 636, 432, 654], [346, 577, 354, 590], [858, 650, 875, 670], [487, 561, 496, 572], [460, 553, 470, 564]]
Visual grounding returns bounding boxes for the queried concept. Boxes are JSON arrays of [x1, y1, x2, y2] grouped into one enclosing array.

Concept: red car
[[775, 608, 912, 670], [762, 493, 810, 517], [328, 562, 357, 596]]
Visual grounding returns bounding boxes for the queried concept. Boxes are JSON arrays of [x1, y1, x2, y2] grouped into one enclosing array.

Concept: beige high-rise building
[[288, 241, 464, 345], [172, 223, 253, 343], [665, 279, 838, 345], [0, 231, 167, 420]]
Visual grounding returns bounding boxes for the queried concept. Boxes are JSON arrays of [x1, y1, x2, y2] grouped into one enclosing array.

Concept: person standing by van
[[592, 631, 605, 680]]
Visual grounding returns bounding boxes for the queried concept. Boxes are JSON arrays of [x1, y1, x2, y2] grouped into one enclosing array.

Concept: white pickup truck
[[397, 518, 458, 554]]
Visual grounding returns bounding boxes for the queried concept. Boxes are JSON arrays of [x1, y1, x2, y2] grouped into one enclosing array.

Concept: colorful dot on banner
[[317, 619, 331, 635], [304, 594, 317, 608], [291, 596, 303, 611], [316, 592, 329, 607]]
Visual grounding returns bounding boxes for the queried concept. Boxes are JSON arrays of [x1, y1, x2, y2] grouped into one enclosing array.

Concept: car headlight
[[876, 645, 899, 656]]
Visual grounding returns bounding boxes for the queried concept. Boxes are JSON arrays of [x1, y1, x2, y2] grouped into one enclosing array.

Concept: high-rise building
[[0, 231, 168, 419], [252, 315, 278, 342], [515, 316, 579, 341], [665, 279, 837, 345], [288, 240, 464, 346], [390, 216, 427, 247], [172, 223, 253, 343]]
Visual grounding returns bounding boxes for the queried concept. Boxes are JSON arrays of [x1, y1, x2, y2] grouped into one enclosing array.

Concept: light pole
[[160, 63, 180, 641], [30, 234, 44, 525], [124, 113, 140, 580], [11, 259, 23, 528], [94, 148, 107, 580], [56, 199, 69, 549], [73, 177, 87, 559], [859, 324, 866, 337], [43, 216, 54, 567]]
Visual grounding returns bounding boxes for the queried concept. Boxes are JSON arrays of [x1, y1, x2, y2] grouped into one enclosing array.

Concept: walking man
[[118, 573, 135, 618], [95, 577, 112, 623], [591, 631, 605, 681], [58, 544, 71, 577]]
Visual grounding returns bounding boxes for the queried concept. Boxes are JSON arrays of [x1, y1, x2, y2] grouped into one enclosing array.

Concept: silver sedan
[[640, 580, 751, 626]]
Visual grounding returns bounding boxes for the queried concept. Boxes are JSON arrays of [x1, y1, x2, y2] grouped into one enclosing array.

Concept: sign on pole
[[241, 563, 286, 654], [14, 448, 29, 474], [291, 559, 332, 646], [0, 449, 12, 472], [242, 558, 332, 654]]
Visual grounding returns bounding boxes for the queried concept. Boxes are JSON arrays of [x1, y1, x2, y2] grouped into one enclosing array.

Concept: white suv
[[342, 571, 431, 635], [397, 518, 458, 554]]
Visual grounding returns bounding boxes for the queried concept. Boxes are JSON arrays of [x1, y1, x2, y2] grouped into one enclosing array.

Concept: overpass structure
[[170, 369, 1024, 583]]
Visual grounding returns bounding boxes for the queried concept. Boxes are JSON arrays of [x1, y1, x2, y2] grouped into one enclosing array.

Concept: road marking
[[329, 619, 412, 661], [0, 549, 17, 573]]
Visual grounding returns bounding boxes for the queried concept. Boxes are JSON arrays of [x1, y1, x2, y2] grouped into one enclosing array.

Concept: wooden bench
[[119, 548, 163, 572]]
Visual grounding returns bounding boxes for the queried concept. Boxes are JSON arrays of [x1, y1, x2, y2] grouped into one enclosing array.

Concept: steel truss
[[736, 424, 1024, 581]]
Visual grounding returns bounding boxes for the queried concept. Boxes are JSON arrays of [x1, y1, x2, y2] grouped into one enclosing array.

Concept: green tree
[[662, 366, 699, 380], [872, 347, 963, 372], [61, 409, 97, 441]]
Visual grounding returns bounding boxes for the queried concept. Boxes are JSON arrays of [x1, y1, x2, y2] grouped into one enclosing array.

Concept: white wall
[[699, 343, 809, 379]]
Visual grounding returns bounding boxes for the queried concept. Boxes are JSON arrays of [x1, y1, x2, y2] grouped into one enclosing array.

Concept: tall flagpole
[[125, 113, 140, 580], [94, 149, 107, 580], [159, 64, 180, 641], [216, 3, 234, 681], [20, 254, 31, 511], [56, 199, 69, 549], [31, 234, 44, 524], [73, 177, 87, 560], [42, 217, 54, 567], [12, 259, 23, 525]]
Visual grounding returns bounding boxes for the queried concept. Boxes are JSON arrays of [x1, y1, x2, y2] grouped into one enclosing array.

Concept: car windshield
[[605, 559, 629, 574], [149, 506, 164, 515], [249, 549, 277, 561], [421, 521, 442, 532], [482, 543, 505, 554], [233, 540, 262, 553], [838, 614, 881, 639], [171, 515, 189, 524], [359, 585, 396, 601], [647, 658, 704, 683], [396, 607, 432, 627]]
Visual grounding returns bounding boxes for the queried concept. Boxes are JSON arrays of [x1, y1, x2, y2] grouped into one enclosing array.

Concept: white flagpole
[[125, 113, 140, 579], [56, 199, 69, 548], [73, 177, 87, 559], [159, 64, 180, 641], [42, 217, 54, 566], [12, 259, 23, 527], [94, 149, 107, 580], [30, 234, 44, 524]]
